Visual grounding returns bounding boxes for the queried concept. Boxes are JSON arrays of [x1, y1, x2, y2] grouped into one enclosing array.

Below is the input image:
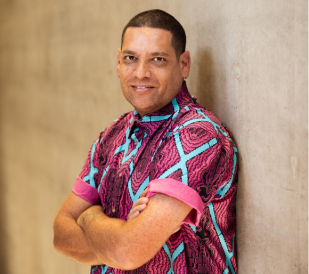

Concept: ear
[[179, 51, 191, 79], [116, 48, 121, 77]]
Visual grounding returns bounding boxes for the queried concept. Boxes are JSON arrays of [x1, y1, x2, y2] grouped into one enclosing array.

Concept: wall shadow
[[195, 48, 237, 146], [0, 105, 8, 273], [0, 1, 9, 269], [195, 49, 217, 115], [0, 172, 8, 273]]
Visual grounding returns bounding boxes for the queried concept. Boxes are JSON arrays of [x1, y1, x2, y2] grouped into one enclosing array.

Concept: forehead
[[122, 27, 174, 53]]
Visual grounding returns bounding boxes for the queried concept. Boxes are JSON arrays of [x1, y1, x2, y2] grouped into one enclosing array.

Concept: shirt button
[[112, 208, 115, 213], [119, 173, 122, 178], [134, 141, 138, 146]]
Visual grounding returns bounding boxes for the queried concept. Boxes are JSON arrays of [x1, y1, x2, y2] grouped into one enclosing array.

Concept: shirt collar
[[128, 81, 194, 138]]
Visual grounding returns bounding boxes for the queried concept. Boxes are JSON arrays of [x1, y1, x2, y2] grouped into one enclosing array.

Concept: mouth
[[131, 86, 154, 92]]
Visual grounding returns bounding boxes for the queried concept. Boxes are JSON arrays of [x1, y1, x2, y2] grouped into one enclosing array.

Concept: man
[[53, 9, 238, 274]]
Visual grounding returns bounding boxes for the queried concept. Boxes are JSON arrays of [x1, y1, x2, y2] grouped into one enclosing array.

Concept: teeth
[[136, 86, 147, 88]]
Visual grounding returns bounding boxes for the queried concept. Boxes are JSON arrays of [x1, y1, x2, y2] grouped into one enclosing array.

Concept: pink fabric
[[72, 176, 100, 205], [146, 178, 203, 226]]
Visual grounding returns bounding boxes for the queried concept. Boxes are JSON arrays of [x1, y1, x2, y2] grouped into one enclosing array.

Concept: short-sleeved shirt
[[73, 82, 238, 274]]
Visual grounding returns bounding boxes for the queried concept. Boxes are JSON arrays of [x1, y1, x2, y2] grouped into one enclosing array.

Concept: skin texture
[[127, 188, 180, 233], [53, 192, 102, 265], [76, 193, 191, 270], [53, 27, 192, 270], [53, 191, 149, 266]]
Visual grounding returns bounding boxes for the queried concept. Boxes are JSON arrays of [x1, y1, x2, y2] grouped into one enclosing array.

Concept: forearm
[[77, 207, 129, 269], [78, 194, 190, 270], [53, 214, 103, 265]]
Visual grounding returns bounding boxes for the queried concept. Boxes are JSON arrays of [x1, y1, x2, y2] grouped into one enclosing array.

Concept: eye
[[153, 57, 166, 62], [124, 55, 136, 61]]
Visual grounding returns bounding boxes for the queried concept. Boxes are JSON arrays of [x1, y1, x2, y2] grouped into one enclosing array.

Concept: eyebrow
[[122, 50, 170, 57], [150, 52, 169, 57], [122, 50, 136, 55]]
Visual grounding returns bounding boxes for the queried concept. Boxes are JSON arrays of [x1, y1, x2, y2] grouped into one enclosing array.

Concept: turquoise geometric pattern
[[215, 146, 238, 198], [159, 133, 218, 186], [128, 164, 149, 203], [162, 242, 185, 274], [100, 265, 109, 274], [112, 118, 148, 204], [208, 202, 236, 274], [113, 117, 146, 164], [152, 105, 222, 162], [83, 139, 99, 187], [172, 108, 222, 134]]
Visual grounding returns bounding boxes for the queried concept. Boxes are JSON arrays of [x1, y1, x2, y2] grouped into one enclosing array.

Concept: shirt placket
[[125, 125, 149, 202]]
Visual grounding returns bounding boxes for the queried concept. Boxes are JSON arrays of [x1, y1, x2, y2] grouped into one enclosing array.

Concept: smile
[[132, 86, 154, 92], [132, 86, 153, 88]]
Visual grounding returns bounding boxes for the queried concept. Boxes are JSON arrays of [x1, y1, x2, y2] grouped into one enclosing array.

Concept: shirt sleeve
[[146, 178, 204, 226], [72, 136, 102, 204], [149, 125, 237, 226], [72, 176, 100, 204]]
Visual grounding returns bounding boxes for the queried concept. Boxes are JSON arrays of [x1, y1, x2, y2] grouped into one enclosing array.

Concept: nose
[[134, 60, 151, 79]]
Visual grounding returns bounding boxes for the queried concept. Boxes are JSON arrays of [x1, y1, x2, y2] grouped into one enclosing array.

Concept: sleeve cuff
[[146, 178, 204, 226], [72, 176, 100, 205]]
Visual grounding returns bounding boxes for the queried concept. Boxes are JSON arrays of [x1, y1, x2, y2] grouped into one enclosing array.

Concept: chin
[[133, 101, 157, 113]]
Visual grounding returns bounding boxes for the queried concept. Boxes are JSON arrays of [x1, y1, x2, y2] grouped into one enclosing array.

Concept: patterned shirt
[[73, 82, 238, 274]]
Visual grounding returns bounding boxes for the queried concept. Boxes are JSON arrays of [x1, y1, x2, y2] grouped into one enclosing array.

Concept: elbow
[[53, 234, 63, 254], [53, 219, 64, 254], [52, 225, 67, 255], [114, 245, 153, 270], [99, 243, 146, 270]]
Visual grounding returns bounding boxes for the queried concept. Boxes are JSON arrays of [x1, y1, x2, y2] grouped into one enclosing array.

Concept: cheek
[[156, 69, 172, 82], [119, 64, 132, 75], [160, 72, 174, 87]]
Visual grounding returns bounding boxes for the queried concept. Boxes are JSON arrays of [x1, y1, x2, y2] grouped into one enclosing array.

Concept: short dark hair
[[121, 9, 186, 58]]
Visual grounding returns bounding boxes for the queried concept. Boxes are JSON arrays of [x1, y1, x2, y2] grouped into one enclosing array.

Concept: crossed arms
[[53, 188, 192, 270]]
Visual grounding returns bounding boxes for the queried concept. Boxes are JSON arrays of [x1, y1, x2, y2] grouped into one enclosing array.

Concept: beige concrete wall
[[0, 1, 307, 273]]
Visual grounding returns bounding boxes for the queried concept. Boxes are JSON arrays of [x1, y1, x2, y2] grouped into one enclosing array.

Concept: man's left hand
[[126, 188, 149, 222]]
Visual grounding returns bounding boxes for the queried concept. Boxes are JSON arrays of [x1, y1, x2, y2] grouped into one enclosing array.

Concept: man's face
[[117, 27, 190, 117]]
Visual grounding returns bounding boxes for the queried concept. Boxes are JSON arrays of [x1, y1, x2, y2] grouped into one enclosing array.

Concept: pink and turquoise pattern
[[73, 82, 238, 274]]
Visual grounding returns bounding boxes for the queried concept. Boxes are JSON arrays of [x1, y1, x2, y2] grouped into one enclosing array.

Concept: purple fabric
[[146, 178, 204, 226], [75, 82, 238, 274]]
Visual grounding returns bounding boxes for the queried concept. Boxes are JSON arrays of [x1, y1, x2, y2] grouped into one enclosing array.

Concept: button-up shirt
[[73, 82, 238, 274]]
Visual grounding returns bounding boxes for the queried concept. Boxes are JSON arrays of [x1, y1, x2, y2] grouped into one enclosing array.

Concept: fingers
[[127, 203, 147, 222], [126, 188, 149, 222], [127, 191, 149, 221], [133, 197, 149, 207], [140, 188, 149, 198], [127, 210, 140, 222], [133, 203, 148, 213]]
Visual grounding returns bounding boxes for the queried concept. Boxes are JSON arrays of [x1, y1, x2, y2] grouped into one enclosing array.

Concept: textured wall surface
[[0, 1, 307, 273]]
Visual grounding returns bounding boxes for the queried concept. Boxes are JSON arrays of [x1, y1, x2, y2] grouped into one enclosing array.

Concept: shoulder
[[171, 103, 232, 143], [158, 103, 238, 169]]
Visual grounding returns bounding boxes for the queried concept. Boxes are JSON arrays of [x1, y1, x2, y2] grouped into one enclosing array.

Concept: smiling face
[[117, 27, 190, 117]]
